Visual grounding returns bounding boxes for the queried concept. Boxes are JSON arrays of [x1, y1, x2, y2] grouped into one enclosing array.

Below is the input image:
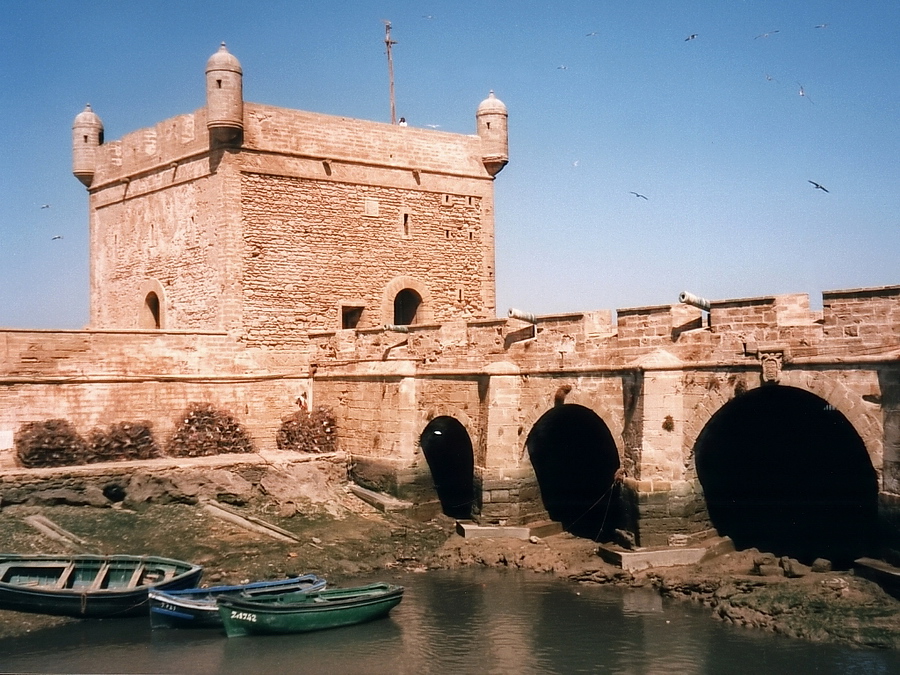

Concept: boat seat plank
[[88, 563, 111, 591], [127, 565, 146, 589], [55, 562, 77, 589]]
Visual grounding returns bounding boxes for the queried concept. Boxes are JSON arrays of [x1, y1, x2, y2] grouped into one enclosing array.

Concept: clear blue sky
[[2, 1, 898, 329]]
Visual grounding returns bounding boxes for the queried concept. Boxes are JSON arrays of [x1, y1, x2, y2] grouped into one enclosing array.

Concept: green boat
[[217, 582, 404, 637]]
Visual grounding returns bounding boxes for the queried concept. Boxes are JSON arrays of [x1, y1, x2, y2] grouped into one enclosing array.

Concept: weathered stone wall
[[0, 330, 311, 466], [85, 102, 498, 340], [240, 172, 488, 338], [307, 286, 900, 543]]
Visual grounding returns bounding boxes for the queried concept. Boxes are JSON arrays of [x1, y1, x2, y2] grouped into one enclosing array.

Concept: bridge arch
[[525, 403, 621, 540], [683, 371, 884, 482], [693, 384, 878, 566], [419, 415, 476, 520]]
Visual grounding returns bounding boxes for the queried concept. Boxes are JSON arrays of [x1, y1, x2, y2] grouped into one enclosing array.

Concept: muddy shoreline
[[1, 493, 898, 650]]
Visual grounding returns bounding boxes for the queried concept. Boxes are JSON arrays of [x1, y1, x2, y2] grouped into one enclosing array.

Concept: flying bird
[[765, 73, 778, 83], [815, 24, 829, 29], [586, 31, 599, 37], [557, 65, 568, 70], [41, 204, 50, 209], [630, 191, 648, 200], [808, 181, 829, 193], [685, 34, 698, 41], [51, 235, 63, 240], [754, 30, 779, 39], [797, 83, 814, 103]]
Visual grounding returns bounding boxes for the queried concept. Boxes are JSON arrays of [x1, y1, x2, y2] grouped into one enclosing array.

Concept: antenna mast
[[384, 21, 397, 124]]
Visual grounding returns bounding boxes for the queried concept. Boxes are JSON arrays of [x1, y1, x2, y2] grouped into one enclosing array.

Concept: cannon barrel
[[507, 308, 537, 323], [383, 324, 410, 333], [679, 291, 711, 311]]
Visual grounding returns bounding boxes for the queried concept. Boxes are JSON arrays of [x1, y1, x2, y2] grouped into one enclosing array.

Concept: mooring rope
[[566, 479, 618, 536]]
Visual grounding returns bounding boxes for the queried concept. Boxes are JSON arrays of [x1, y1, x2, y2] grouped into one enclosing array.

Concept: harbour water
[[1, 568, 897, 674]]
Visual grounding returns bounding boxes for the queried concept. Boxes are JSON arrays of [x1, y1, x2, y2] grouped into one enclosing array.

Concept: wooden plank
[[23, 515, 88, 549], [203, 501, 300, 543]]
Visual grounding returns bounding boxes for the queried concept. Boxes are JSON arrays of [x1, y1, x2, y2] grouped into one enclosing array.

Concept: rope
[[566, 479, 617, 533]]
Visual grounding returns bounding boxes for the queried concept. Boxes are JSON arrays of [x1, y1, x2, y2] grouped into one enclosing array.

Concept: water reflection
[[0, 569, 897, 674]]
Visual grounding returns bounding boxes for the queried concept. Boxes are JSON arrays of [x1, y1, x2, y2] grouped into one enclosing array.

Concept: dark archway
[[695, 385, 878, 566], [526, 404, 621, 540], [393, 289, 421, 325], [419, 417, 476, 519], [141, 292, 161, 329]]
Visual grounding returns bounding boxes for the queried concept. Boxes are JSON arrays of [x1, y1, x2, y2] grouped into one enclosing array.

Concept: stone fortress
[[3, 45, 899, 564]]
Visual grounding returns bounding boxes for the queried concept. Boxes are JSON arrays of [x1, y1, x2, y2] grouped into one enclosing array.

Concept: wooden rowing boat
[[217, 582, 404, 637], [0, 553, 202, 618], [149, 574, 326, 628]]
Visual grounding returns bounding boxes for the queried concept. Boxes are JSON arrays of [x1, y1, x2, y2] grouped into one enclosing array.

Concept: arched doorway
[[695, 385, 878, 566], [526, 404, 621, 540], [394, 289, 422, 325], [419, 417, 476, 519]]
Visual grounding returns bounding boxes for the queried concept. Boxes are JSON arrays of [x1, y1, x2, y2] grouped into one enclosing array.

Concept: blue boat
[[149, 574, 326, 628]]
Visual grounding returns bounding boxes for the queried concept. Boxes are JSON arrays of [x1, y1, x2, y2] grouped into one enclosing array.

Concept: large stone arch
[[381, 276, 433, 326], [682, 369, 884, 485], [519, 379, 626, 464], [522, 382, 624, 539], [692, 383, 878, 564], [420, 404, 479, 455]]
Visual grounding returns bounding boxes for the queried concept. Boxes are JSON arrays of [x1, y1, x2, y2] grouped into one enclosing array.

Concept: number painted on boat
[[230, 610, 257, 622]]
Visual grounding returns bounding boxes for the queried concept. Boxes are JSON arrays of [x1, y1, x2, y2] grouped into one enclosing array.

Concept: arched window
[[141, 292, 161, 329], [393, 289, 422, 326]]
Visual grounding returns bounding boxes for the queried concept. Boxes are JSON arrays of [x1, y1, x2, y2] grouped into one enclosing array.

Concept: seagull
[[815, 24, 829, 29], [51, 235, 63, 240], [797, 82, 814, 104], [685, 34, 698, 41], [586, 31, 599, 37], [754, 30, 779, 39], [422, 14, 435, 20], [572, 160, 579, 168], [41, 204, 50, 209], [765, 73, 778, 83], [557, 65, 568, 70], [809, 181, 829, 193], [425, 123, 441, 128], [630, 191, 648, 200]]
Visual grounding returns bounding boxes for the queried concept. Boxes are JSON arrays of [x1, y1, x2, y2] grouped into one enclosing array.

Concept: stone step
[[598, 535, 734, 572]]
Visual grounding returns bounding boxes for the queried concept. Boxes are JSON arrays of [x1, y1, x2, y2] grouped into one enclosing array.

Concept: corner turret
[[72, 104, 104, 187], [476, 91, 508, 176], [205, 42, 243, 145]]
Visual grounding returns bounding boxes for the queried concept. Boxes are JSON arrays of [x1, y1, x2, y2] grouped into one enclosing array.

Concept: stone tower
[[71, 104, 104, 187], [476, 91, 509, 177], [73, 45, 507, 340], [205, 43, 243, 144]]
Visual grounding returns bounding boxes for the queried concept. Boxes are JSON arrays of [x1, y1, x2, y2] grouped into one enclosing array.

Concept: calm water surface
[[0, 568, 897, 674]]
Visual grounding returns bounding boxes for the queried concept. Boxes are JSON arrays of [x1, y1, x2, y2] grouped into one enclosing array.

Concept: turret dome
[[73, 103, 103, 128], [206, 43, 242, 75], [477, 91, 507, 115]]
